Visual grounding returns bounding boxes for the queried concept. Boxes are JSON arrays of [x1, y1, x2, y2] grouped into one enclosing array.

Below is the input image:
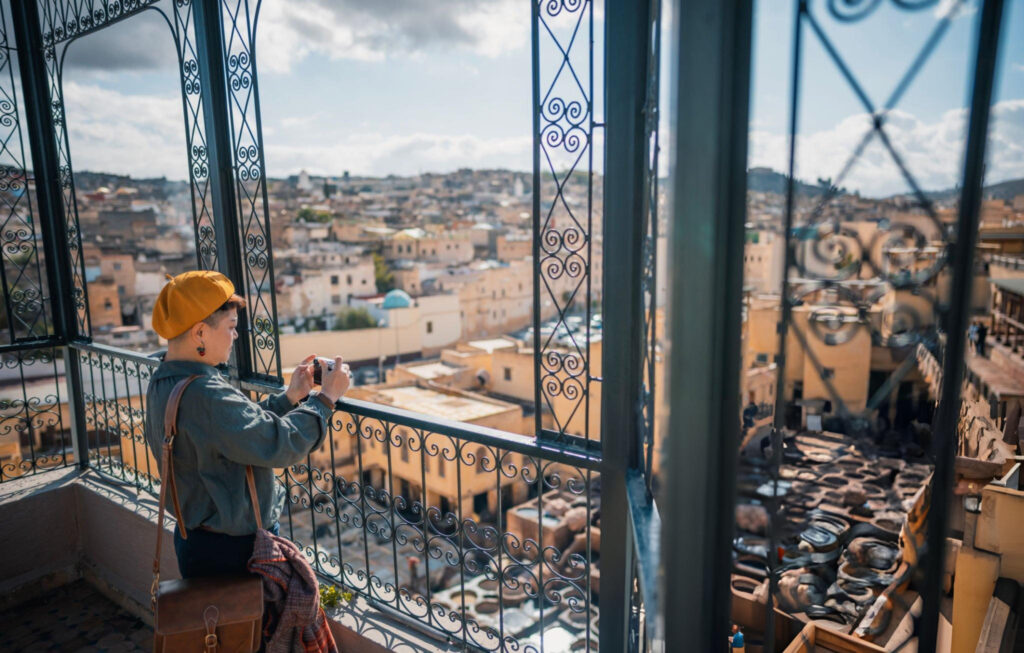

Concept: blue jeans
[[174, 522, 280, 579]]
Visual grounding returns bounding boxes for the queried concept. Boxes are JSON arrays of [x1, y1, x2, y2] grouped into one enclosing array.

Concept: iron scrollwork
[[219, 0, 281, 381], [173, 0, 219, 271], [275, 407, 598, 652], [0, 9, 53, 344], [0, 348, 67, 482], [533, 0, 595, 443], [37, 0, 161, 46], [827, 0, 940, 22]]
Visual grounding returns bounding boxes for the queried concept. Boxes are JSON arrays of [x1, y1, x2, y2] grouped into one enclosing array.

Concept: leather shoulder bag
[[152, 375, 265, 653]]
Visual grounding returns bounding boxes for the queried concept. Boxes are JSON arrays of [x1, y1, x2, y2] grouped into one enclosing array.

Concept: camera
[[312, 357, 335, 385]]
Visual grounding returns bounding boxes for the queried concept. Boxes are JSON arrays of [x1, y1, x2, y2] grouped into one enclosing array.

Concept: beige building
[[743, 229, 784, 294], [390, 261, 450, 297], [488, 338, 605, 441], [278, 293, 462, 368], [743, 291, 940, 430], [980, 198, 1016, 226], [99, 251, 137, 298], [275, 259, 376, 320], [496, 234, 532, 262], [88, 278, 122, 330], [385, 228, 474, 264], [436, 260, 538, 339], [745, 295, 871, 422], [305, 383, 530, 522], [329, 219, 391, 243]]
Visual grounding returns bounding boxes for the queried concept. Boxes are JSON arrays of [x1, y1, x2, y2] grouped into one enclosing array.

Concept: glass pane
[[730, 1, 1013, 649], [60, 10, 203, 351]]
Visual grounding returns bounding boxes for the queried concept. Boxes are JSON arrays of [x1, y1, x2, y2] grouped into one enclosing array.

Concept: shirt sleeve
[[186, 377, 334, 468], [258, 391, 296, 417]]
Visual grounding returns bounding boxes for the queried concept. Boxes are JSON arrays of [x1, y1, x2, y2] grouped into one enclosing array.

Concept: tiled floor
[[0, 581, 151, 652]]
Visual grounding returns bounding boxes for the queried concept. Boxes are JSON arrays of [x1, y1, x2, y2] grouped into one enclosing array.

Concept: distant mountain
[[898, 177, 1024, 202], [982, 178, 1024, 201], [747, 166, 1024, 203], [746, 167, 841, 197]]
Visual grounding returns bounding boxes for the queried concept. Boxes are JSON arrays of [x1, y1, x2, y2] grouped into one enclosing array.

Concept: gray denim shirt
[[145, 360, 331, 536]]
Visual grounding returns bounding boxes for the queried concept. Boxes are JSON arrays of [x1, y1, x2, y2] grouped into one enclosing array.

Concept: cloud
[[61, 82, 187, 178], [53, 1, 528, 74], [748, 99, 1024, 197], [61, 9, 176, 71], [57, 81, 534, 178], [265, 131, 534, 177], [52, 80, 1022, 194], [256, 0, 528, 73]]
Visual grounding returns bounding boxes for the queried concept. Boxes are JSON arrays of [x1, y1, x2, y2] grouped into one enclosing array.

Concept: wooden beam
[[952, 546, 1000, 653]]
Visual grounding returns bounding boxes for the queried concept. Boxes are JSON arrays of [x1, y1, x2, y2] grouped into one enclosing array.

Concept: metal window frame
[[919, 0, 1006, 648], [601, 0, 656, 650], [658, 1, 753, 651], [11, 0, 89, 469], [193, 0, 258, 382]]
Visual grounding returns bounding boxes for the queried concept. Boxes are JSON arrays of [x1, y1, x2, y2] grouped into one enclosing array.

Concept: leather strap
[[153, 375, 201, 609], [309, 391, 335, 412], [151, 374, 264, 611], [245, 465, 263, 531]]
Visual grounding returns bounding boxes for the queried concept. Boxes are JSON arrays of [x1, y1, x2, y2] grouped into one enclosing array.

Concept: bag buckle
[[204, 605, 220, 651]]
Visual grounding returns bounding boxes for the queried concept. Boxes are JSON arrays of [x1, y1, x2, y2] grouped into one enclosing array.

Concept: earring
[[197, 343, 206, 357]]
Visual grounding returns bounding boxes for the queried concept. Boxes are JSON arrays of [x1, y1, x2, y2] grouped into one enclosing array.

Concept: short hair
[[203, 294, 246, 327], [170, 294, 246, 342]]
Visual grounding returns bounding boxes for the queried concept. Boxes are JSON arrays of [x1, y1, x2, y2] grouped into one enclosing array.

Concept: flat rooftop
[[965, 353, 1024, 399], [402, 361, 465, 380], [467, 338, 518, 353], [375, 386, 512, 422], [992, 277, 1024, 296]]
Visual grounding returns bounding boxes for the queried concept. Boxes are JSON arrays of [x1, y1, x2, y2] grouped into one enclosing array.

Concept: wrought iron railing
[[0, 345, 69, 481], [285, 399, 599, 652], [75, 341, 159, 492], [73, 340, 600, 652], [988, 254, 1024, 271]]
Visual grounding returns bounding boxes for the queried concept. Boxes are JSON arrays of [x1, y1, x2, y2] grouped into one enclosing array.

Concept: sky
[[31, 0, 1024, 198]]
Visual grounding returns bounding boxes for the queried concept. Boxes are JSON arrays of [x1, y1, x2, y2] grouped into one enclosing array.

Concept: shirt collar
[[151, 359, 224, 382]]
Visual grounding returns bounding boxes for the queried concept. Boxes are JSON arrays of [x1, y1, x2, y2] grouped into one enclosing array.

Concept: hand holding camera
[[314, 356, 351, 403]]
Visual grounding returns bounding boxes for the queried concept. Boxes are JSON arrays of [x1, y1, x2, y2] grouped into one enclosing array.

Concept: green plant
[[334, 307, 377, 331], [296, 207, 331, 223], [319, 583, 353, 609], [372, 252, 394, 292]]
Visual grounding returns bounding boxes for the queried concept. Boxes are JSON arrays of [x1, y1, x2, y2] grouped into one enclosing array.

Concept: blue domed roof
[[381, 289, 413, 309]]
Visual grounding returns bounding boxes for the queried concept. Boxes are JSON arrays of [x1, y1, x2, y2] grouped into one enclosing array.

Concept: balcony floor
[[0, 580, 151, 652]]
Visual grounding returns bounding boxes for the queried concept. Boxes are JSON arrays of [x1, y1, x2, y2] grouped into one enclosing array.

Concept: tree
[[373, 253, 394, 292], [296, 207, 331, 223], [334, 308, 377, 331]]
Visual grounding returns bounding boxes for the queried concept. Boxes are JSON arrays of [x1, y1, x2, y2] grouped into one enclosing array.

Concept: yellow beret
[[152, 270, 236, 339]]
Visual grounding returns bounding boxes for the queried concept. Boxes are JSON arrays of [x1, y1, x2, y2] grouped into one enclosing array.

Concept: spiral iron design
[[534, 0, 595, 442], [274, 409, 597, 651]]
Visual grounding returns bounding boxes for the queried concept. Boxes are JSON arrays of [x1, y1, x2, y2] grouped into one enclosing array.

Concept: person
[[144, 270, 351, 579], [968, 322, 979, 355], [976, 321, 988, 357]]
